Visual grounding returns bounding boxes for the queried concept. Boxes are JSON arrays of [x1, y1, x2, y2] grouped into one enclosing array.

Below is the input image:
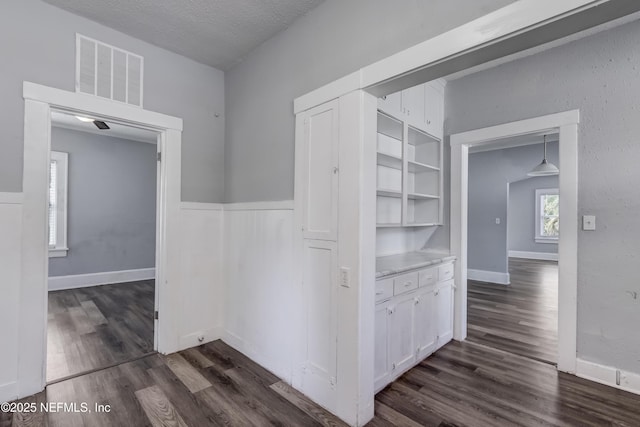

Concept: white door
[[301, 239, 339, 409], [301, 100, 339, 241], [414, 288, 437, 360], [401, 85, 425, 120], [424, 83, 443, 138], [388, 293, 415, 375], [378, 91, 402, 115], [374, 301, 391, 391], [436, 280, 454, 348]]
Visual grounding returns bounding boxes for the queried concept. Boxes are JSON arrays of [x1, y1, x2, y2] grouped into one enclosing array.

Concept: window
[[49, 151, 69, 257], [535, 188, 559, 243]]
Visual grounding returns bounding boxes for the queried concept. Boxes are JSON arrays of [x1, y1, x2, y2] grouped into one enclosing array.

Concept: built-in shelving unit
[[376, 106, 443, 228]]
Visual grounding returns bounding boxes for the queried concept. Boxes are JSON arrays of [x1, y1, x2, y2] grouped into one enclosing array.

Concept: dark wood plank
[[135, 385, 188, 427]]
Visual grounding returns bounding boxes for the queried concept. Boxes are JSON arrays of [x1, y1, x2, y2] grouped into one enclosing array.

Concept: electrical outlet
[[583, 215, 596, 231], [340, 267, 351, 288], [495, 218, 501, 225]]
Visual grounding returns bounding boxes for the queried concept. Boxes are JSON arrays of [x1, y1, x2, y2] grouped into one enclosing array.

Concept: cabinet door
[[378, 91, 402, 114], [301, 100, 339, 241], [424, 83, 443, 138], [374, 302, 391, 392], [388, 293, 415, 376], [401, 85, 425, 120], [436, 280, 454, 349], [414, 288, 436, 360]]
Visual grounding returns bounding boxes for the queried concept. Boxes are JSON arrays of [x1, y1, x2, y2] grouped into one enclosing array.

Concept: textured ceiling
[[42, 0, 325, 70]]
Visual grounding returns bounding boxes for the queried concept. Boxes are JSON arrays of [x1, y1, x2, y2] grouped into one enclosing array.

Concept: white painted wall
[[0, 194, 22, 402], [222, 203, 295, 382]]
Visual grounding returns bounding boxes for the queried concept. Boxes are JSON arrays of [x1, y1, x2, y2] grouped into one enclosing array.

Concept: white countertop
[[376, 251, 456, 278]]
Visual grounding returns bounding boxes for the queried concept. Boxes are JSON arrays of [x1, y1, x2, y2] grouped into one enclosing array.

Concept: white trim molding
[[467, 269, 510, 285], [48, 268, 155, 291], [223, 200, 294, 211], [450, 110, 580, 375], [509, 250, 558, 261], [576, 359, 640, 396], [0, 192, 24, 204], [180, 202, 224, 211]]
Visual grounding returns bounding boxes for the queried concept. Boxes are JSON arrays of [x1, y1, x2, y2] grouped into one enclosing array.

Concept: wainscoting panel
[[0, 193, 23, 403], [223, 202, 295, 382], [178, 203, 225, 350]]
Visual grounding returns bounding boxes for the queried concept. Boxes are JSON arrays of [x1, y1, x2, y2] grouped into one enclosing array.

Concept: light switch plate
[[583, 215, 596, 231]]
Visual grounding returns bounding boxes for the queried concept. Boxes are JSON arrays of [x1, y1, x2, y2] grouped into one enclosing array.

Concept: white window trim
[[49, 151, 69, 257], [535, 187, 559, 244]]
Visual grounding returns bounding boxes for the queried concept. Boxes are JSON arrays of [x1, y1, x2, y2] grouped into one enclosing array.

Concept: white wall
[[1, 0, 225, 202], [222, 203, 295, 381], [0, 194, 22, 401], [446, 18, 640, 374]]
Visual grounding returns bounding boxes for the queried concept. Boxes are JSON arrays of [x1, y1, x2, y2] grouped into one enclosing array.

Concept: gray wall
[[468, 142, 559, 274], [49, 127, 157, 276], [447, 19, 640, 373], [224, 0, 516, 202], [508, 176, 559, 254], [1, 0, 224, 202]]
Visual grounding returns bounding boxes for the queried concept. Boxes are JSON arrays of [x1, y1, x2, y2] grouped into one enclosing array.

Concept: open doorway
[[450, 111, 579, 373], [46, 111, 160, 383], [465, 134, 559, 365]]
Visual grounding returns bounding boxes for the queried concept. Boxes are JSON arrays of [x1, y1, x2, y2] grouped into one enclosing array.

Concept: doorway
[[46, 111, 160, 382], [20, 82, 182, 397], [464, 134, 560, 364], [450, 111, 579, 373]]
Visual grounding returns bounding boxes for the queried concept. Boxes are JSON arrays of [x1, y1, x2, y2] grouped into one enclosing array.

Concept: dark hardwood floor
[[5, 339, 640, 426], [47, 280, 155, 382], [467, 258, 558, 364]]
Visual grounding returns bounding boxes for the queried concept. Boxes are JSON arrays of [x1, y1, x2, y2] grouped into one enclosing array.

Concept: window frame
[[535, 187, 559, 244], [49, 151, 69, 257]]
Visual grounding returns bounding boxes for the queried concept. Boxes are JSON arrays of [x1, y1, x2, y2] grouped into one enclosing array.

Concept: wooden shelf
[[377, 112, 403, 141], [407, 161, 439, 173], [377, 189, 402, 198], [377, 152, 402, 170], [408, 125, 440, 146], [408, 192, 439, 200]]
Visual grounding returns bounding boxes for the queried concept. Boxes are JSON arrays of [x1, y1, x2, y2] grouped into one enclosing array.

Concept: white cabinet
[[414, 288, 436, 360], [401, 86, 425, 119], [374, 260, 454, 393], [378, 91, 401, 114], [374, 302, 391, 391], [423, 81, 445, 139], [435, 280, 454, 348], [388, 293, 416, 375]]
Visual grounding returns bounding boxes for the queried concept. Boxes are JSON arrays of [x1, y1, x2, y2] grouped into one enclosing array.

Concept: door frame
[[20, 82, 183, 398], [450, 110, 579, 373]]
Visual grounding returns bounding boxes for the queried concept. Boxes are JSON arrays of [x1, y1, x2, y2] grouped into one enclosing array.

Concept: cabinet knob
[[332, 166, 339, 174], [427, 120, 431, 125], [392, 363, 396, 370]]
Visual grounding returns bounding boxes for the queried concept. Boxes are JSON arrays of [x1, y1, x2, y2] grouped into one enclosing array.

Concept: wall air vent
[[76, 34, 144, 107]]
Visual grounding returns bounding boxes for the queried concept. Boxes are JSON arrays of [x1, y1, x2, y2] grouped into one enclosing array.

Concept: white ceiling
[[42, 0, 325, 70], [51, 111, 158, 144]]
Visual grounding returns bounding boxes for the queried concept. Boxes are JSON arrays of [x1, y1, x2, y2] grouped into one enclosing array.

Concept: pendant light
[[527, 135, 559, 176]]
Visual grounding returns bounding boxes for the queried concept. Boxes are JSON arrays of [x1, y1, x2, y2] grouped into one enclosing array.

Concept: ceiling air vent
[[76, 34, 144, 107]]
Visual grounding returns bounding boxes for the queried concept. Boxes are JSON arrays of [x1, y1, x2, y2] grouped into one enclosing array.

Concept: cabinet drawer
[[438, 262, 454, 282], [393, 272, 419, 295], [375, 278, 394, 302], [419, 267, 437, 288]]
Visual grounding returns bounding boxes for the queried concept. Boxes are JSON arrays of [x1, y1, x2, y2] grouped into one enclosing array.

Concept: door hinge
[[154, 310, 159, 320], [157, 152, 161, 162]]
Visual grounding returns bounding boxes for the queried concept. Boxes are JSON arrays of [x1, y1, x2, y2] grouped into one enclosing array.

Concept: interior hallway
[[47, 280, 155, 382], [467, 258, 558, 364]]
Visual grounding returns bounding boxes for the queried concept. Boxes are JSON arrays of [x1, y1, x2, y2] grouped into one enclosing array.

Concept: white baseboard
[[0, 381, 18, 404], [177, 327, 224, 351], [467, 269, 510, 285], [223, 200, 294, 211], [509, 250, 558, 261], [576, 358, 640, 396], [48, 268, 155, 291]]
